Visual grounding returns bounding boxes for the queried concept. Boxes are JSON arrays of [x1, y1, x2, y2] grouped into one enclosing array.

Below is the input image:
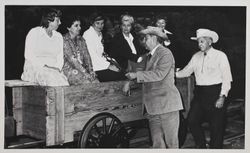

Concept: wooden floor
[[130, 99, 245, 149]]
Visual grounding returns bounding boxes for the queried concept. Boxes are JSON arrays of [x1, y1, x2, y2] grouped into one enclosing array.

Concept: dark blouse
[[62, 33, 99, 85], [108, 32, 146, 70]]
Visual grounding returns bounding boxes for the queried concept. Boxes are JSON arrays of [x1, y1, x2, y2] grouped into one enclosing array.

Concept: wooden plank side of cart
[[5, 77, 194, 146]]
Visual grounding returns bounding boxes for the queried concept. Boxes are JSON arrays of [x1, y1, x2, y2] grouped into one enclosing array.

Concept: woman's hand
[[108, 64, 120, 72], [125, 72, 137, 80]]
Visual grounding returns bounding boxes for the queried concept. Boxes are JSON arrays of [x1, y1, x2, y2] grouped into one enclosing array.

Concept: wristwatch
[[219, 94, 226, 98]]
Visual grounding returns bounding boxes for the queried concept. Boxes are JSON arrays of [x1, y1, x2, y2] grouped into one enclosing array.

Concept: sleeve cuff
[[220, 91, 228, 97], [136, 72, 144, 83]]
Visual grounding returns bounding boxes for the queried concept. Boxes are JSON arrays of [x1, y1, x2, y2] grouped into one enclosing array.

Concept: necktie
[[201, 52, 207, 73]]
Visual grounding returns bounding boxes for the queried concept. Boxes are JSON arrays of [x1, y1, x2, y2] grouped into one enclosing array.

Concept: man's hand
[[215, 96, 225, 108], [125, 72, 137, 80], [122, 81, 131, 96]]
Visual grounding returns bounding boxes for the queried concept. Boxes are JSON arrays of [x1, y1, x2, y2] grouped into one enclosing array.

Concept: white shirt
[[176, 47, 233, 96], [83, 26, 110, 71], [123, 33, 137, 54], [24, 26, 64, 70], [149, 44, 161, 56]]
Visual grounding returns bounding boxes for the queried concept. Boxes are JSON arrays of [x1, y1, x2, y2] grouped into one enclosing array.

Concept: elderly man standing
[[126, 26, 183, 148], [176, 29, 233, 148]]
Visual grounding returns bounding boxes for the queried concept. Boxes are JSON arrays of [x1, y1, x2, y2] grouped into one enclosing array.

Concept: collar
[[64, 32, 81, 41], [122, 33, 134, 41], [90, 26, 102, 37], [201, 47, 214, 57], [149, 44, 161, 56], [163, 29, 173, 35], [41, 27, 56, 37], [64, 32, 72, 40]]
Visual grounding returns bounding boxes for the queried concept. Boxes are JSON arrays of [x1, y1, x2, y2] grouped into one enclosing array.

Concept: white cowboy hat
[[139, 26, 168, 40], [191, 28, 219, 43]]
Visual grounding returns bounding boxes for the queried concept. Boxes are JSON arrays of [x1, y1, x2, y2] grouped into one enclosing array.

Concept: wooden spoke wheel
[[78, 112, 129, 148]]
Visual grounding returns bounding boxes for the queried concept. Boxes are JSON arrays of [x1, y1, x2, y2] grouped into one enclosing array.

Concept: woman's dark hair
[[89, 12, 105, 25], [63, 15, 81, 29], [154, 14, 167, 25], [40, 8, 62, 28]]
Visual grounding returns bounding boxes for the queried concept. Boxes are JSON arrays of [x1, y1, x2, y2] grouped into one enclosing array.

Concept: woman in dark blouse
[[108, 13, 146, 70], [62, 15, 99, 85]]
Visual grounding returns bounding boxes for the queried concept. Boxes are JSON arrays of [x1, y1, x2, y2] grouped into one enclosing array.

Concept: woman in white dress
[[21, 8, 69, 86], [83, 12, 126, 82]]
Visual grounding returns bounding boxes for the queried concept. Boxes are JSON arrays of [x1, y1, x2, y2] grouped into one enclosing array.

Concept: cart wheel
[[78, 112, 129, 148]]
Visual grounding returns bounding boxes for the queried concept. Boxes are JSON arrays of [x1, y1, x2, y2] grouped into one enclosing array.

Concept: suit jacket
[[136, 45, 183, 115], [108, 32, 146, 70]]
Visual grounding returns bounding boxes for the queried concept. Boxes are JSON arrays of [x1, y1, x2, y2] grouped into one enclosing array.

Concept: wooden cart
[[5, 77, 194, 148]]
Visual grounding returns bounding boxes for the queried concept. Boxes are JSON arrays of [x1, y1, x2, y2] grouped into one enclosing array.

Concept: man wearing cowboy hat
[[176, 28, 233, 148], [126, 26, 183, 148]]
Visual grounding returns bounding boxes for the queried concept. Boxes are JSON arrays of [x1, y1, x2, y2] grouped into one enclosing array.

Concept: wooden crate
[[175, 76, 195, 118], [5, 77, 194, 146]]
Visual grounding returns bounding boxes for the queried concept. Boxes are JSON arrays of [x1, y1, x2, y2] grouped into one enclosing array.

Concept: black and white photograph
[[1, 0, 248, 151]]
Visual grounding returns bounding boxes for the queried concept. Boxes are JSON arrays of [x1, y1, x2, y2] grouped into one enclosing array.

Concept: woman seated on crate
[[108, 13, 146, 71], [21, 8, 69, 86], [62, 14, 99, 85], [83, 12, 127, 82]]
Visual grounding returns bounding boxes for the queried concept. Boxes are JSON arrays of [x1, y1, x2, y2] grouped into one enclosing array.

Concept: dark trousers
[[96, 69, 127, 82], [187, 84, 227, 149]]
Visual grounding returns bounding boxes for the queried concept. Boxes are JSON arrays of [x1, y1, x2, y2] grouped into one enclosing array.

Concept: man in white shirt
[[176, 28, 233, 148]]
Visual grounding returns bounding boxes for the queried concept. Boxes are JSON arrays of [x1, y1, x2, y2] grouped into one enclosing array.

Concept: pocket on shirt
[[206, 63, 218, 72]]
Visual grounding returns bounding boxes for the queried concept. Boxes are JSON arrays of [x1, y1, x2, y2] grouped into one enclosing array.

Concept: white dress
[[83, 26, 110, 71], [21, 26, 69, 86]]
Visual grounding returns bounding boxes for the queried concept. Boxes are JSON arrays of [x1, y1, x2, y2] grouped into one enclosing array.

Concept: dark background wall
[[5, 5, 246, 100]]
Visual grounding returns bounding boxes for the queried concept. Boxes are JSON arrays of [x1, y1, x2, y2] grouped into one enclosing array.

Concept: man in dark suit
[[126, 26, 183, 148], [108, 13, 146, 70]]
